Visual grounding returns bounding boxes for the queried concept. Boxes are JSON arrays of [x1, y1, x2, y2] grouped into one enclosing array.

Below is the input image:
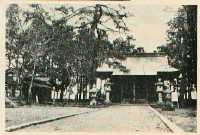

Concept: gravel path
[[6, 105, 98, 128], [16, 105, 171, 132]]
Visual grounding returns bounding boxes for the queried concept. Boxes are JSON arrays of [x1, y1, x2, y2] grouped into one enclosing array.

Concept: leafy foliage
[[166, 5, 197, 86], [6, 4, 132, 104]]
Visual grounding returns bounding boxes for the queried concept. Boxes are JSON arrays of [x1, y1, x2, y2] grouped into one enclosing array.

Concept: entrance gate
[[110, 76, 157, 103]]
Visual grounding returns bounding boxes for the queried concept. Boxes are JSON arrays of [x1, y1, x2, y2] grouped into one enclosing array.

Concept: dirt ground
[[16, 105, 171, 132], [6, 105, 99, 128], [155, 107, 197, 132]]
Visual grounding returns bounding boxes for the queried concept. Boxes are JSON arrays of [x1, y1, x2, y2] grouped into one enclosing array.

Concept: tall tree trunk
[[60, 90, 63, 103], [19, 57, 25, 101], [79, 75, 83, 102], [27, 62, 36, 104], [68, 91, 71, 102], [75, 76, 79, 103], [15, 48, 22, 98], [83, 77, 88, 101], [89, 5, 103, 87], [60, 85, 65, 103], [78, 75, 82, 102]]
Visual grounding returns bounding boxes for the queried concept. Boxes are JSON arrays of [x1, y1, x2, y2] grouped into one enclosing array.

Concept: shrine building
[[96, 53, 179, 103]]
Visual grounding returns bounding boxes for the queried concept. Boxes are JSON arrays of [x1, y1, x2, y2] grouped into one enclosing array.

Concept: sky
[[122, 4, 181, 52], [20, 2, 181, 52]]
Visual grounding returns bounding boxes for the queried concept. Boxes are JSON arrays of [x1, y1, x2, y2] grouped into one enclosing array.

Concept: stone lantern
[[171, 78, 179, 108], [163, 81, 173, 107], [89, 84, 97, 106], [156, 78, 164, 103], [164, 87, 172, 101], [104, 80, 111, 104]]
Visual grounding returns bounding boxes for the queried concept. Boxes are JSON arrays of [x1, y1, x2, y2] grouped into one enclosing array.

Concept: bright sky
[[123, 4, 181, 52], [20, 2, 181, 52]]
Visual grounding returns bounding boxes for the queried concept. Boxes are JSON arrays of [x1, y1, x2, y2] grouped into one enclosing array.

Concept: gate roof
[[97, 55, 178, 76]]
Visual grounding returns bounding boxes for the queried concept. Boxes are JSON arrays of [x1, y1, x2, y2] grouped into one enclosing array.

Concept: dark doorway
[[121, 79, 133, 103], [110, 75, 157, 103], [135, 80, 147, 99]]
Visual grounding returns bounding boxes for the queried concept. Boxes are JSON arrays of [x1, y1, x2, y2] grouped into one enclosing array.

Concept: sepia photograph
[[3, 1, 197, 133]]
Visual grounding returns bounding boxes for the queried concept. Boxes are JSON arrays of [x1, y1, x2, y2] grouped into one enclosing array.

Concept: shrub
[[162, 101, 175, 111]]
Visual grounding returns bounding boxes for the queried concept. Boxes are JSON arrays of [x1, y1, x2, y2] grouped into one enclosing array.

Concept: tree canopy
[[166, 5, 197, 86], [6, 4, 133, 104]]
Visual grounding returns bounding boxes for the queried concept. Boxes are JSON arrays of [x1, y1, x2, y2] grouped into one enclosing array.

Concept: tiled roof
[[97, 56, 178, 76]]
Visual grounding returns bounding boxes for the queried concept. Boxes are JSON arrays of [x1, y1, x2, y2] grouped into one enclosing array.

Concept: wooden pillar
[[120, 83, 123, 103], [133, 82, 135, 103], [36, 95, 39, 104], [100, 79, 102, 89], [146, 79, 148, 102]]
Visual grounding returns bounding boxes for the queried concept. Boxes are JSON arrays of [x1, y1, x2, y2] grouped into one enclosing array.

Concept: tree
[[56, 4, 129, 84], [22, 4, 53, 104], [167, 5, 197, 85], [166, 5, 197, 106], [5, 4, 131, 104], [6, 4, 27, 98], [55, 4, 130, 102], [49, 20, 76, 103]]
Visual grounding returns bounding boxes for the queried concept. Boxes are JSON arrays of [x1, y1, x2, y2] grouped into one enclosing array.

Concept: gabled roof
[[96, 55, 178, 76]]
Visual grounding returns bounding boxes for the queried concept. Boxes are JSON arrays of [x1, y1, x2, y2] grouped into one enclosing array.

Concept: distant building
[[136, 47, 145, 53], [119, 46, 145, 55]]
